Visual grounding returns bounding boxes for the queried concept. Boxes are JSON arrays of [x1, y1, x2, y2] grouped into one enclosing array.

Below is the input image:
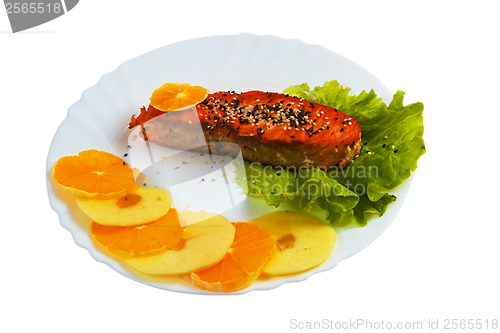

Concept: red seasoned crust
[[129, 91, 362, 169]]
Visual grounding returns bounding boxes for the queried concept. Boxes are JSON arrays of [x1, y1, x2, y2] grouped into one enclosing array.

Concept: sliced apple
[[76, 186, 171, 226], [124, 212, 235, 275], [177, 210, 219, 227], [249, 210, 336, 276]]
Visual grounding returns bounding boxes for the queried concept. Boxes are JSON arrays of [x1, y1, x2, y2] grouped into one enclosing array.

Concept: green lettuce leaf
[[237, 80, 425, 227], [235, 161, 359, 226]]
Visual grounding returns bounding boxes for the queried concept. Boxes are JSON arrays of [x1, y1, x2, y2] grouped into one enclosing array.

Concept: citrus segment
[[91, 209, 185, 257], [189, 222, 276, 292], [76, 186, 171, 226], [52, 149, 136, 198], [150, 82, 208, 112]]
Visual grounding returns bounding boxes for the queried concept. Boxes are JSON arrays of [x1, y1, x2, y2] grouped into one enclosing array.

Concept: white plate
[[46, 33, 411, 294]]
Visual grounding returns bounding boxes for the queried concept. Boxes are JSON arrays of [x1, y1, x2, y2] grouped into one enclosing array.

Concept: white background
[[1, 1, 499, 332]]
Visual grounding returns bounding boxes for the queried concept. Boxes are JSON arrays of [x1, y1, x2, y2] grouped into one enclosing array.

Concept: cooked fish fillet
[[129, 91, 361, 169]]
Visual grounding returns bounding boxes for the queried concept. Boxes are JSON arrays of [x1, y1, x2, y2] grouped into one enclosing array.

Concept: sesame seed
[[199, 92, 343, 138]]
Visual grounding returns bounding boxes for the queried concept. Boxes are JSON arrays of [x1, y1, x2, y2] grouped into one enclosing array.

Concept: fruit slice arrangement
[[52, 149, 337, 292]]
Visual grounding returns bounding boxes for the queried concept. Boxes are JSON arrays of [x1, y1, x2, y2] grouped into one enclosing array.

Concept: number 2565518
[[5, 2, 62, 14]]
